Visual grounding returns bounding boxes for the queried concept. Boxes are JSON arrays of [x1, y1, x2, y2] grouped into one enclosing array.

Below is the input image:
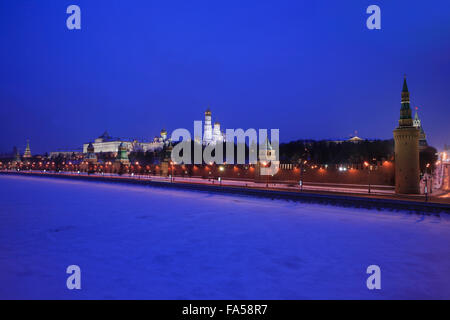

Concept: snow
[[0, 174, 449, 299]]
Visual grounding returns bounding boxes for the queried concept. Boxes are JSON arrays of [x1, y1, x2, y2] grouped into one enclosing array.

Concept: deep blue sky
[[1, 0, 449, 154]]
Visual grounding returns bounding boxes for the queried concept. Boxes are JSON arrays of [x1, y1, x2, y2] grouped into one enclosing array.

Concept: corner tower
[[393, 77, 420, 194]]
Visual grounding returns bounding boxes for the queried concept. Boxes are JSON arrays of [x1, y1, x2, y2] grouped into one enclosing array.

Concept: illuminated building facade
[[83, 130, 169, 154], [203, 108, 225, 145]]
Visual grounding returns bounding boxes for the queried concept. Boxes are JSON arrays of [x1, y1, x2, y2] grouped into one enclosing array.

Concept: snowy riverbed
[[0, 175, 449, 299]]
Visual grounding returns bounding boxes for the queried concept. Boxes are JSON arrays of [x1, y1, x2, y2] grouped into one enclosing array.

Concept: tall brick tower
[[393, 77, 420, 194]]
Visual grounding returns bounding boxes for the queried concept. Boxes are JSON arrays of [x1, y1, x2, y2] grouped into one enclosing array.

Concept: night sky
[[1, 0, 449, 154]]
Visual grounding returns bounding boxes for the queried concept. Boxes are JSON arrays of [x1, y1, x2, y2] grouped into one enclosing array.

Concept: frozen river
[[0, 175, 449, 299]]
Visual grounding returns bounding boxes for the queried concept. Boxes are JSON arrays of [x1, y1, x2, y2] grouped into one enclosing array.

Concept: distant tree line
[[279, 139, 395, 165]]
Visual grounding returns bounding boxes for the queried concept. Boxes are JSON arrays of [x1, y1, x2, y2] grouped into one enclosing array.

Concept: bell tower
[[393, 77, 420, 194], [203, 107, 213, 145]]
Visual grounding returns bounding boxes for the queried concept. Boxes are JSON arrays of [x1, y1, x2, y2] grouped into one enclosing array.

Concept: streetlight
[[424, 163, 431, 201], [219, 166, 224, 185], [364, 161, 371, 194], [261, 161, 269, 187], [299, 160, 307, 191]]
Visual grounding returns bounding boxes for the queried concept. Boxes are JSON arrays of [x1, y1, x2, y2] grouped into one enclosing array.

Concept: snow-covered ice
[[0, 175, 449, 299]]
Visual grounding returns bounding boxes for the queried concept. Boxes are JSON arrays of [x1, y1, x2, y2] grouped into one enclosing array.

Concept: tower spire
[[402, 75, 408, 92], [414, 106, 420, 122], [23, 139, 32, 158], [399, 76, 413, 127]]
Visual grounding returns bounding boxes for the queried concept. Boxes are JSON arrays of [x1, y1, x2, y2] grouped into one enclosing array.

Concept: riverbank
[[1, 171, 449, 214]]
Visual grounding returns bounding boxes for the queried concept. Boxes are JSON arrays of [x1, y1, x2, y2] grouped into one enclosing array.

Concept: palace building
[[82, 130, 169, 154]]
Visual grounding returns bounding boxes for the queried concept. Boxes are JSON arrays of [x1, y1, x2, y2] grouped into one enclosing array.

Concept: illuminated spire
[[412, 106, 428, 146], [413, 107, 420, 124], [23, 140, 32, 158]]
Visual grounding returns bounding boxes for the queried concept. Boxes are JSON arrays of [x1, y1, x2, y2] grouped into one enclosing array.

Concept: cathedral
[[203, 107, 225, 145]]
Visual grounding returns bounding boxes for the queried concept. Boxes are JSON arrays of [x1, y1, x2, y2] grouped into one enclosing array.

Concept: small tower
[[85, 143, 97, 164], [23, 140, 31, 159], [413, 107, 428, 149], [115, 142, 130, 164], [160, 142, 174, 176], [164, 141, 173, 161], [255, 138, 280, 181], [413, 107, 421, 127], [393, 77, 420, 194], [160, 128, 168, 141], [258, 138, 276, 162], [13, 146, 21, 162], [203, 107, 213, 145]]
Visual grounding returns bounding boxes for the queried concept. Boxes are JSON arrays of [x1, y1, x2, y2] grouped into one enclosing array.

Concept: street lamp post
[[299, 160, 307, 192], [364, 161, 371, 194], [219, 166, 224, 186], [427, 163, 432, 195], [262, 162, 269, 188], [425, 163, 431, 201]]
